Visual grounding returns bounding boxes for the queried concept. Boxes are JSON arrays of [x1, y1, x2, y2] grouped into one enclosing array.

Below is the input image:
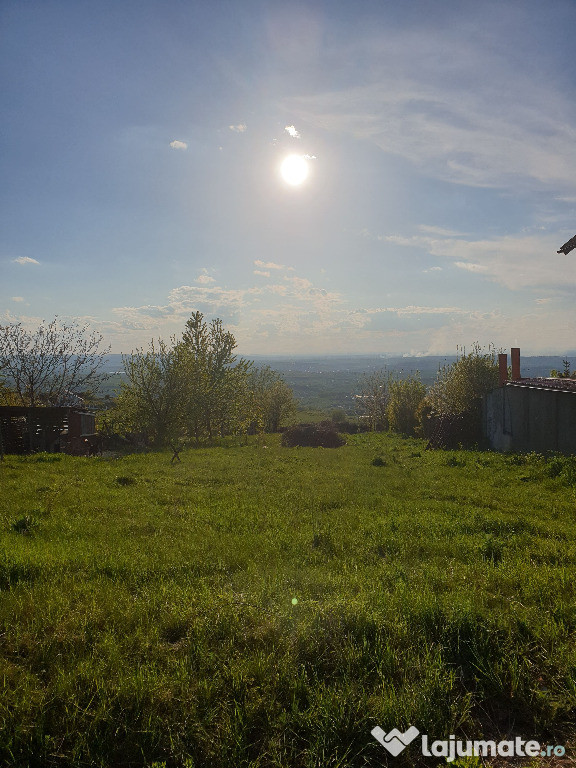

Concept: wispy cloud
[[11, 296, 24, 302], [378, 230, 576, 290], [282, 24, 576, 191], [12, 256, 39, 265], [229, 123, 247, 133], [254, 270, 270, 277], [418, 225, 465, 237], [169, 140, 188, 150], [254, 259, 286, 270], [454, 262, 488, 273]]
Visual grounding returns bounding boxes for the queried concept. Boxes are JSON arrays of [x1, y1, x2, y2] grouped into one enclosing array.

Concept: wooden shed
[[0, 406, 97, 456]]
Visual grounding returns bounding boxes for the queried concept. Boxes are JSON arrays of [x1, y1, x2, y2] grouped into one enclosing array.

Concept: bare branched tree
[[0, 317, 110, 406]]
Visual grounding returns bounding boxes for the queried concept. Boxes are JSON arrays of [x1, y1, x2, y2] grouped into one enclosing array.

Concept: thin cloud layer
[[12, 256, 40, 265], [282, 23, 576, 191], [169, 140, 188, 150]]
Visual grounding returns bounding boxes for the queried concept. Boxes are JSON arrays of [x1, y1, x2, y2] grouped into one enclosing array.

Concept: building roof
[[557, 234, 576, 255], [506, 378, 576, 393]]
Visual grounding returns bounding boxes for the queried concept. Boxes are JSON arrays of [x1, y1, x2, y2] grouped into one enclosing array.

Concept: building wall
[[484, 386, 576, 454]]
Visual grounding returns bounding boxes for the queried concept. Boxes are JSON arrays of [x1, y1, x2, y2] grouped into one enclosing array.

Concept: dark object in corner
[[557, 234, 576, 255]]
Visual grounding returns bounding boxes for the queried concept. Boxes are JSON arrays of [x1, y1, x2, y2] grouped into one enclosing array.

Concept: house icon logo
[[371, 725, 420, 756]]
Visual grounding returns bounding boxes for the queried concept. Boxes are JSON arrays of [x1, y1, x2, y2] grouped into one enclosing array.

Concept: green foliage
[[11, 515, 38, 534], [247, 365, 297, 433], [111, 313, 296, 446], [550, 359, 576, 378], [281, 421, 346, 448], [115, 337, 188, 446], [354, 369, 392, 431], [355, 370, 426, 436], [427, 343, 499, 416], [386, 373, 426, 435], [178, 311, 252, 441]]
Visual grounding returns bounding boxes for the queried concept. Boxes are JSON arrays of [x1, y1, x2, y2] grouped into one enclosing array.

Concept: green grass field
[[1, 434, 576, 767]]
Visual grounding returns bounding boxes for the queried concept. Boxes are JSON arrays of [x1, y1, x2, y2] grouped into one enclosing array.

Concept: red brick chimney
[[498, 353, 508, 386], [511, 347, 521, 381]]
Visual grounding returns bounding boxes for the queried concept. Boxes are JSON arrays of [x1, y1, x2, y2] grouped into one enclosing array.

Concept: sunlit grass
[[1, 435, 575, 766]]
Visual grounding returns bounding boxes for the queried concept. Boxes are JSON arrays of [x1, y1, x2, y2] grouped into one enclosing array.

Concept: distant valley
[[99, 353, 571, 411]]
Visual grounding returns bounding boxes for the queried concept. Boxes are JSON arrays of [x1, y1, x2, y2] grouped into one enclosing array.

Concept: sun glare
[[280, 154, 309, 186]]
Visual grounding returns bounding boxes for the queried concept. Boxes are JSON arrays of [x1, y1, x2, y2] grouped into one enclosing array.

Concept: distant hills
[[102, 352, 571, 378], [100, 353, 572, 411]]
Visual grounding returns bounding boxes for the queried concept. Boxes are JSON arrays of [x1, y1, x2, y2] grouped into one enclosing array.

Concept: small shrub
[[507, 454, 526, 465], [11, 515, 38, 535], [446, 455, 465, 467], [371, 456, 386, 466], [281, 422, 345, 448], [546, 457, 565, 478], [480, 535, 503, 565], [115, 475, 137, 486]]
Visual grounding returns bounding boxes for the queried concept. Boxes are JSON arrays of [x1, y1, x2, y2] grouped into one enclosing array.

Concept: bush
[[330, 417, 367, 434], [386, 374, 426, 436], [428, 343, 499, 417], [281, 422, 346, 448]]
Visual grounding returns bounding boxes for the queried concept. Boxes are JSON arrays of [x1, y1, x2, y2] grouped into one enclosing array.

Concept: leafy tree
[[0, 317, 109, 407], [427, 343, 499, 416], [247, 365, 297, 433], [355, 370, 392, 431], [114, 338, 187, 447], [114, 313, 296, 447], [386, 373, 426, 435], [177, 312, 253, 441]]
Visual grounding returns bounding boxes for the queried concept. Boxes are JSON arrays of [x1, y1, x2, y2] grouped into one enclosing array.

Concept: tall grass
[[1, 435, 575, 766]]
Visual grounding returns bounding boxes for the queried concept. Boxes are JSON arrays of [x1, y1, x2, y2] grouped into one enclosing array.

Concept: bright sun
[[280, 154, 309, 186]]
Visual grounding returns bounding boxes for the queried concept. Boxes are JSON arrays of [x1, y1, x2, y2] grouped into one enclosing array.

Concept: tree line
[[355, 343, 500, 439], [0, 314, 504, 447], [0, 313, 297, 447]]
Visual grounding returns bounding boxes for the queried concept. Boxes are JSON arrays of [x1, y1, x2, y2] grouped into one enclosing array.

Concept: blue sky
[[2, 0, 576, 355]]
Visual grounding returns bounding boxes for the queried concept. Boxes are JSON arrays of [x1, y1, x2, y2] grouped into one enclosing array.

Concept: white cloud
[[229, 124, 247, 133], [285, 125, 301, 138], [418, 225, 465, 237], [196, 274, 216, 285], [169, 140, 188, 150], [254, 270, 270, 277], [454, 262, 488, 273], [378, 230, 576, 290], [284, 275, 313, 290], [254, 259, 285, 270], [369, 305, 467, 317], [12, 256, 40, 265], [11, 296, 24, 302], [423, 266, 443, 273]]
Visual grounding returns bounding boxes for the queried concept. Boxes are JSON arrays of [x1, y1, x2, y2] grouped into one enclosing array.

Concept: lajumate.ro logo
[[371, 725, 567, 761]]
